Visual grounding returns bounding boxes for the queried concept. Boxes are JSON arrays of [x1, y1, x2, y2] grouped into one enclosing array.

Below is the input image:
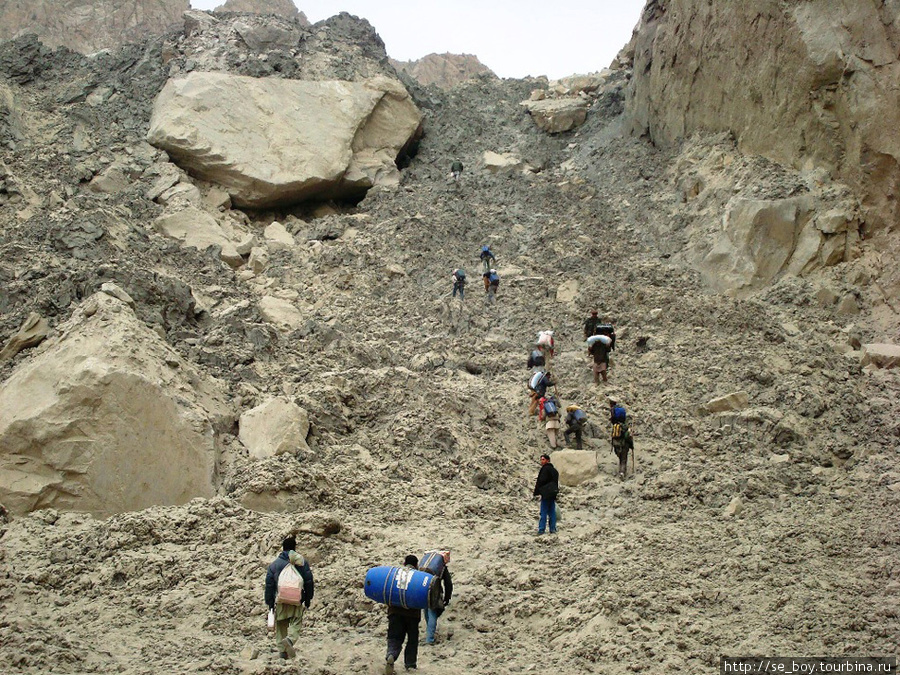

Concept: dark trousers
[[614, 443, 630, 476], [387, 614, 420, 667], [564, 425, 583, 449]]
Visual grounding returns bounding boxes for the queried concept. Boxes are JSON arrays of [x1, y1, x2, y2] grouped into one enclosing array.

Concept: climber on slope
[[479, 245, 496, 275]]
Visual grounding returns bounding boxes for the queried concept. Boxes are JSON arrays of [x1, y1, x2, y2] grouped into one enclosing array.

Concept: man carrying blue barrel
[[385, 555, 422, 674]]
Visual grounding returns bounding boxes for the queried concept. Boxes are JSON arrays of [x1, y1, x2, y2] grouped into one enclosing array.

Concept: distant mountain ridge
[[214, 0, 306, 21], [391, 52, 495, 88]]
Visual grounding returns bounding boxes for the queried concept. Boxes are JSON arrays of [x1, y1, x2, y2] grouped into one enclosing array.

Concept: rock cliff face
[[391, 52, 494, 88], [0, 0, 189, 53], [625, 0, 900, 236]]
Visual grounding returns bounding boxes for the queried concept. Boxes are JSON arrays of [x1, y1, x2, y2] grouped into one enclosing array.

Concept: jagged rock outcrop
[[147, 72, 423, 208], [625, 0, 900, 236], [0, 293, 231, 516], [214, 0, 307, 22], [391, 53, 494, 88], [0, 0, 189, 54]]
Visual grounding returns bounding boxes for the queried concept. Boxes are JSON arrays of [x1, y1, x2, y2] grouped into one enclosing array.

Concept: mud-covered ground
[[1, 12, 898, 675]]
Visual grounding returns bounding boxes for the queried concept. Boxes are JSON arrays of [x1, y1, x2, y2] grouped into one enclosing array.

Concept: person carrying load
[[539, 394, 562, 448], [608, 398, 634, 479], [479, 245, 496, 274], [528, 370, 556, 416], [265, 535, 314, 660], [450, 160, 464, 181], [486, 269, 500, 303], [587, 332, 612, 384], [451, 269, 466, 300], [384, 555, 423, 674], [564, 405, 587, 449], [420, 551, 453, 645]]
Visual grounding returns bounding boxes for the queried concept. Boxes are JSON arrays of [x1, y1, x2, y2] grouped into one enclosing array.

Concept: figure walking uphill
[[609, 398, 635, 480], [385, 555, 422, 674], [479, 245, 496, 275], [485, 269, 500, 303], [424, 552, 453, 645], [564, 404, 587, 449], [450, 160, 464, 181], [538, 393, 561, 448], [533, 453, 560, 534], [528, 370, 556, 416], [451, 268, 466, 301], [265, 535, 314, 660], [587, 333, 612, 384], [583, 310, 602, 340]]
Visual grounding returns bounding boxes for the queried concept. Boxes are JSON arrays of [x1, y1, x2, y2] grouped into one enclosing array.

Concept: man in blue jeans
[[533, 454, 559, 534], [425, 552, 453, 644]]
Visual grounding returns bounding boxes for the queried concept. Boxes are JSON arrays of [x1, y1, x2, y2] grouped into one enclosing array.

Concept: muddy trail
[[0, 23, 898, 675]]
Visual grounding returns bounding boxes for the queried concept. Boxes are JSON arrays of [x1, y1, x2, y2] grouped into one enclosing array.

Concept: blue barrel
[[364, 566, 435, 609], [418, 551, 446, 577]]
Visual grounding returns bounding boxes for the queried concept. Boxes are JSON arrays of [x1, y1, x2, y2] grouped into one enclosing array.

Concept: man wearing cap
[[533, 454, 560, 534], [385, 555, 422, 674], [583, 310, 602, 340], [424, 552, 453, 645]]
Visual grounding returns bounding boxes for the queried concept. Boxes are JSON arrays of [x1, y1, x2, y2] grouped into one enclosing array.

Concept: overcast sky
[[188, 1, 646, 79]]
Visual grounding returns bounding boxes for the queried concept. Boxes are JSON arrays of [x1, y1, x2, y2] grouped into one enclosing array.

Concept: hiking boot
[[405, 664, 417, 671], [281, 637, 296, 659], [385, 654, 395, 675]]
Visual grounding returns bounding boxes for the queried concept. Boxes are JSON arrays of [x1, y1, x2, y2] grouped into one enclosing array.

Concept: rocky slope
[[0, 7, 898, 675]]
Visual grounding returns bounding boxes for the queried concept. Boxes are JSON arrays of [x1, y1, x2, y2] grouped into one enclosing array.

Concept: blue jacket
[[265, 550, 314, 609]]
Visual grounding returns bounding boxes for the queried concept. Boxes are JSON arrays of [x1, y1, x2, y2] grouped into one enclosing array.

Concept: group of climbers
[[449, 245, 500, 305], [524, 311, 634, 477]]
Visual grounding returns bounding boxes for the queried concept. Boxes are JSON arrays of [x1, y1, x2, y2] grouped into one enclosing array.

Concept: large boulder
[[154, 207, 243, 268], [626, 0, 900, 235], [706, 391, 750, 413], [551, 450, 599, 487], [147, 72, 423, 208], [0, 293, 231, 516], [861, 343, 900, 369], [521, 98, 589, 133], [239, 397, 310, 459]]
